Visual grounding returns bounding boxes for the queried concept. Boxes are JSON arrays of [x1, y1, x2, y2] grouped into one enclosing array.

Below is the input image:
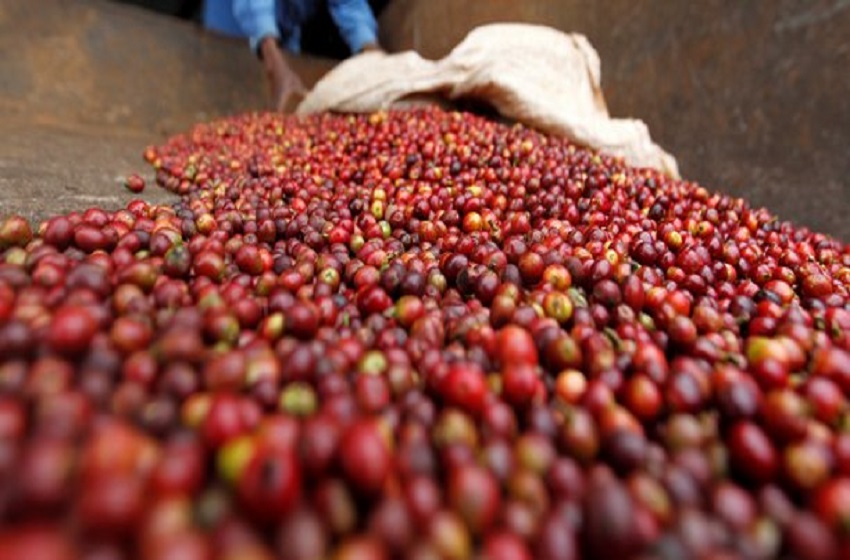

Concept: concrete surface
[[0, 0, 848, 243], [0, 0, 334, 226], [0, 116, 174, 221], [380, 0, 850, 242]]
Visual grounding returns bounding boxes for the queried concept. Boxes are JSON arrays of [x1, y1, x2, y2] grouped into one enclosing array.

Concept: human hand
[[260, 37, 307, 113]]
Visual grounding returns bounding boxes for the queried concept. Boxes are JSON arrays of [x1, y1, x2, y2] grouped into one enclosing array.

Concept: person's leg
[[300, 1, 348, 59], [299, 0, 389, 59]]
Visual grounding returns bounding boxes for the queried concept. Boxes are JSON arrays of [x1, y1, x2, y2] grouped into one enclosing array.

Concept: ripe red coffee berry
[[338, 419, 391, 494], [727, 420, 778, 484], [496, 324, 538, 366], [441, 362, 488, 415], [47, 305, 97, 356], [448, 464, 501, 533], [124, 173, 146, 193], [237, 444, 301, 520], [812, 477, 850, 532]]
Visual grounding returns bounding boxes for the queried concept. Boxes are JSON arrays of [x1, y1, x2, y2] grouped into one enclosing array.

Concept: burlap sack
[[297, 23, 679, 178]]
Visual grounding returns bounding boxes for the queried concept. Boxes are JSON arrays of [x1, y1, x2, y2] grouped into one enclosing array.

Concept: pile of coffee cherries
[[0, 107, 849, 559]]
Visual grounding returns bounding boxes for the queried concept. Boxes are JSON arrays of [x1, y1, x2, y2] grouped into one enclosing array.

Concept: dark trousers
[[301, 0, 390, 59]]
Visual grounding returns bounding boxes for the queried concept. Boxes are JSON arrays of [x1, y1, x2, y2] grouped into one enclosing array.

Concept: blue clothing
[[203, 0, 378, 55]]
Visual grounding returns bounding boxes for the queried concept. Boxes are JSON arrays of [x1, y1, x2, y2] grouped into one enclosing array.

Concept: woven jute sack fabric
[[297, 23, 680, 178]]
